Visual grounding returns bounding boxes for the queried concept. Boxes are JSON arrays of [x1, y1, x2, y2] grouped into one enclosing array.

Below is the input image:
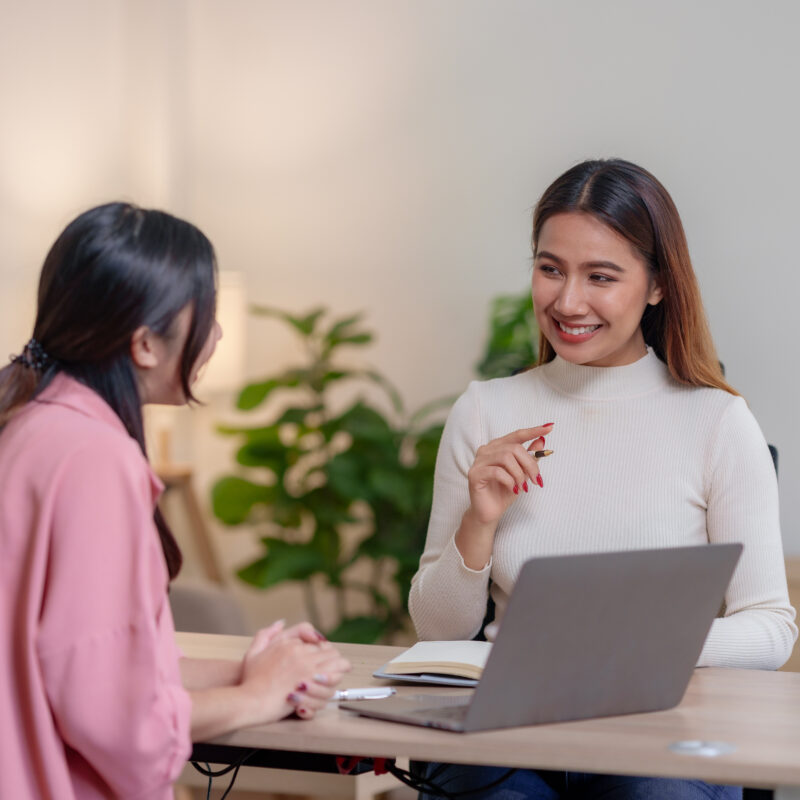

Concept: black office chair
[[745, 788, 773, 798], [768, 445, 779, 475]]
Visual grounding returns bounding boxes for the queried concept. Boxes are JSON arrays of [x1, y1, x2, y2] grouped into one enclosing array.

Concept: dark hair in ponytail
[[0, 202, 217, 579]]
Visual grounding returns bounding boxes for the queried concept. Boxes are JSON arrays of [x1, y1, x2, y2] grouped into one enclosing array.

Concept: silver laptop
[[341, 544, 742, 732]]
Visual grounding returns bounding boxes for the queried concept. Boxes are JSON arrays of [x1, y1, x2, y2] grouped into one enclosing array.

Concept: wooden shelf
[[156, 463, 224, 585]]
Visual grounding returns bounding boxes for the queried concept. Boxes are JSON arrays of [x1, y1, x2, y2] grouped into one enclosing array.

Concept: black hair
[[0, 202, 218, 578]]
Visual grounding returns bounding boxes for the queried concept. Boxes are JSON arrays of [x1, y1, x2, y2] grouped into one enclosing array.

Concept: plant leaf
[[304, 486, 358, 526], [409, 395, 456, 426], [292, 307, 327, 335], [250, 305, 326, 336], [321, 311, 373, 356], [367, 466, 414, 515], [269, 488, 305, 528], [475, 291, 539, 379], [275, 404, 323, 425], [311, 525, 341, 571], [325, 451, 366, 502], [236, 538, 327, 588], [211, 476, 275, 525], [323, 312, 365, 342], [324, 401, 395, 444], [407, 422, 445, 469], [327, 615, 388, 644], [358, 369, 404, 414], [332, 332, 372, 346], [235, 448, 285, 472], [237, 379, 279, 410], [318, 370, 350, 388], [236, 370, 306, 410]]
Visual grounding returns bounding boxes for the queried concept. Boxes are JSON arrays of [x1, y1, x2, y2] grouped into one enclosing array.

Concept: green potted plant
[[475, 291, 538, 379], [212, 290, 537, 643], [211, 307, 446, 643]]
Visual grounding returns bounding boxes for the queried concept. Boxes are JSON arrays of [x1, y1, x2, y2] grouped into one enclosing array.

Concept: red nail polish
[[523, 482, 528, 492], [544, 422, 554, 427], [287, 692, 300, 704], [513, 485, 519, 495], [316, 631, 327, 642], [298, 708, 308, 715], [296, 682, 307, 692], [536, 474, 544, 488]]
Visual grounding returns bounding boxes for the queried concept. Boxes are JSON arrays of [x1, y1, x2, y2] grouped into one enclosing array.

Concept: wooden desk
[[177, 632, 800, 794], [784, 558, 800, 673]]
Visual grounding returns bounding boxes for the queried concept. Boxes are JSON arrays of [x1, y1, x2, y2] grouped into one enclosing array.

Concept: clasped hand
[[240, 620, 351, 723]]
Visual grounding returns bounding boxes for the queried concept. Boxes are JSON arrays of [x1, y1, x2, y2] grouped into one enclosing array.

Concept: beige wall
[[2, 0, 799, 627]]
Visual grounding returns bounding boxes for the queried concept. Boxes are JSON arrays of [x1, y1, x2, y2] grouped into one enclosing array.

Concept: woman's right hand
[[239, 621, 351, 724], [466, 423, 554, 526]]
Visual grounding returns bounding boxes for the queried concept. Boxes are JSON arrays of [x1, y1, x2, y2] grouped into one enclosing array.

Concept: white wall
[[1, 1, 798, 595], [183, 0, 800, 552]]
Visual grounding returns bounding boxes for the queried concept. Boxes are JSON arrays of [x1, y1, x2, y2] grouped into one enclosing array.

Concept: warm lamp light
[[0, 280, 37, 366]]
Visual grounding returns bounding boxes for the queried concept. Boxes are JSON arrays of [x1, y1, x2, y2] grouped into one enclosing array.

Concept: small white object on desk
[[334, 687, 396, 701]]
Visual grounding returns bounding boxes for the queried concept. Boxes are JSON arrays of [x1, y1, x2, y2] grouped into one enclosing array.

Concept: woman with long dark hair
[[409, 160, 795, 798], [0, 203, 350, 799]]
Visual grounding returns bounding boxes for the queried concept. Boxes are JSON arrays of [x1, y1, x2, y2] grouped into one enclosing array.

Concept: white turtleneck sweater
[[409, 349, 796, 670]]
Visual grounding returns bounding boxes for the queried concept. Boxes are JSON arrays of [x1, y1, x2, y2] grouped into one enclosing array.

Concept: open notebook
[[374, 640, 490, 686]]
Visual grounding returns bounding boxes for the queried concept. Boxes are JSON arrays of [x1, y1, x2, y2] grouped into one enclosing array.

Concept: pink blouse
[[0, 374, 192, 799]]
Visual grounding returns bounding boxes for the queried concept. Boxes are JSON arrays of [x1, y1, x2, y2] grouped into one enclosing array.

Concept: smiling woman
[[531, 159, 735, 392], [408, 159, 795, 800], [532, 211, 663, 367]]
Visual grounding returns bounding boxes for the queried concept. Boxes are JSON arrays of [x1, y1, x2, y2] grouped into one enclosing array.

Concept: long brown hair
[[532, 159, 736, 395], [0, 202, 218, 578]]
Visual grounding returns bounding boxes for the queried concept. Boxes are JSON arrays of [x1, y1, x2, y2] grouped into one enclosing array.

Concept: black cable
[[385, 760, 518, 798], [397, 763, 458, 794], [386, 762, 445, 795], [218, 758, 247, 800], [190, 749, 258, 798], [191, 760, 243, 777], [190, 752, 515, 800]]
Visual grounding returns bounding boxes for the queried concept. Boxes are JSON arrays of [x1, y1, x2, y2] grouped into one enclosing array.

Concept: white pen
[[334, 687, 396, 701]]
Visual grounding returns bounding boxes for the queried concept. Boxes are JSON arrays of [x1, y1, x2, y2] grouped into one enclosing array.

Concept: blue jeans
[[416, 763, 742, 799]]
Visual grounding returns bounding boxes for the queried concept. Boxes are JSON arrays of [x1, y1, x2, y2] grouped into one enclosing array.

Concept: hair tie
[[10, 338, 51, 371]]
